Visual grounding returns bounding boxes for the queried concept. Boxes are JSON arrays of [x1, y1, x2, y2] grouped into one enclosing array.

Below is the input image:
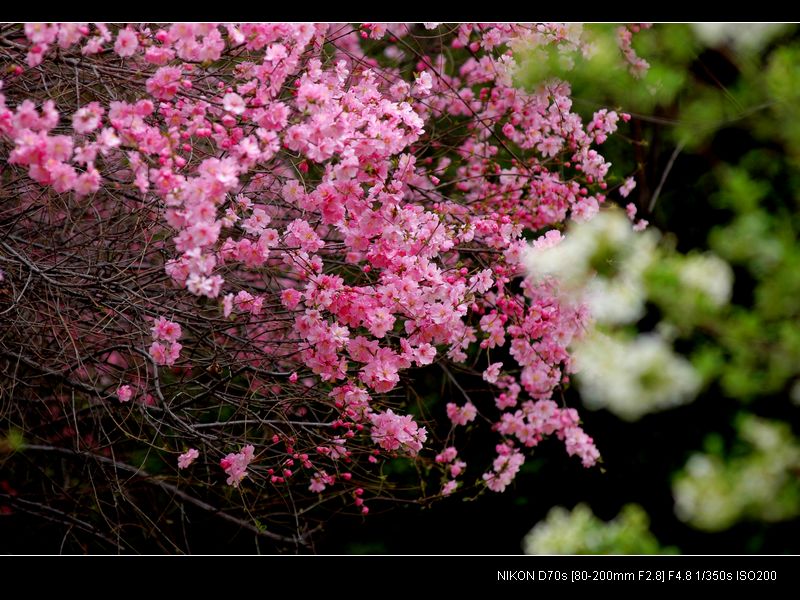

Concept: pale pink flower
[[441, 480, 458, 495], [483, 362, 503, 384], [72, 102, 104, 134], [220, 444, 256, 487], [413, 71, 433, 97], [222, 92, 246, 115], [620, 176, 637, 198], [446, 402, 477, 426], [178, 448, 199, 469], [114, 28, 139, 58]]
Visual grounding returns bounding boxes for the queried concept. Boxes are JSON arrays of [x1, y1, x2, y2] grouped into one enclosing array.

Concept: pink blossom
[[436, 447, 458, 464], [369, 409, 427, 456], [24, 23, 57, 45], [220, 444, 255, 487], [450, 460, 467, 478], [446, 402, 477, 426], [482, 446, 525, 492], [114, 28, 139, 58], [483, 362, 503, 384], [186, 274, 223, 298], [222, 92, 246, 115], [281, 288, 302, 310], [441, 480, 457, 495], [222, 293, 234, 318], [72, 102, 104, 134], [145, 66, 182, 100], [149, 341, 181, 366], [620, 177, 637, 198], [286, 218, 324, 253], [178, 448, 199, 469], [309, 470, 334, 493], [151, 316, 182, 343], [365, 307, 396, 338], [116, 384, 133, 403], [413, 71, 433, 97]]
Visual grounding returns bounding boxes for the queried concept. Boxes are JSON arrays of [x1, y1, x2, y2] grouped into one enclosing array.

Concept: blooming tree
[[0, 22, 642, 550]]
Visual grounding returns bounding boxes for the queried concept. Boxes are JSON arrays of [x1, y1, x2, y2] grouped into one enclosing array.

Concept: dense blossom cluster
[[0, 22, 642, 543]]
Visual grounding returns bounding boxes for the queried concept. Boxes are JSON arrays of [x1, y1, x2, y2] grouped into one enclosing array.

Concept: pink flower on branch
[[0, 21, 650, 536], [151, 316, 182, 343], [220, 445, 255, 488], [116, 385, 133, 403], [178, 448, 199, 469]]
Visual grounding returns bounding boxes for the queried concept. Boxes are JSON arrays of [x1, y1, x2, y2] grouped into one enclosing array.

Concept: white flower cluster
[[524, 209, 658, 326], [678, 253, 734, 308], [673, 416, 800, 531], [525, 209, 708, 421], [572, 330, 702, 421], [523, 503, 670, 554], [524, 504, 598, 555], [691, 23, 788, 52]]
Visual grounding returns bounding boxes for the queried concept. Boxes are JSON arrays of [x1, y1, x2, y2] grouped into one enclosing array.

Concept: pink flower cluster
[[149, 316, 182, 366], [369, 409, 428, 456], [220, 444, 255, 487], [482, 443, 526, 493], [1, 22, 644, 509], [617, 24, 652, 78], [435, 446, 467, 495], [495, 400, 600, 468], [2, 96, 104, 196], [447, 402, 478, 427]]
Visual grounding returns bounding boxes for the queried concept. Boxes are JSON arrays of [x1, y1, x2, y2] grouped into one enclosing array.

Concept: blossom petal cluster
[[0, 23, 645, 529]]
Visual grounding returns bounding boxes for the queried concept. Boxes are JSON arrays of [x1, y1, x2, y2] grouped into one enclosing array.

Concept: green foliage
[[2, 428, 26, 453]]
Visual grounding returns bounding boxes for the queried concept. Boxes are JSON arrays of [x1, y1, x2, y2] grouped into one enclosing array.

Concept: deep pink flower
[[116, 384, 133, 403]]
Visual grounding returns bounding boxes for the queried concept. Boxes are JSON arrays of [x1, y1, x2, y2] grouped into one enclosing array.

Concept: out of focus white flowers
[[524, 208, 732, 421], [523, 503, 674, 554], [691, 23, 788, 53], [673, 416, 800, 531], [524, 209, 658, 326], [572, 330, 701, 421], [678, 253, 734, 308]]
